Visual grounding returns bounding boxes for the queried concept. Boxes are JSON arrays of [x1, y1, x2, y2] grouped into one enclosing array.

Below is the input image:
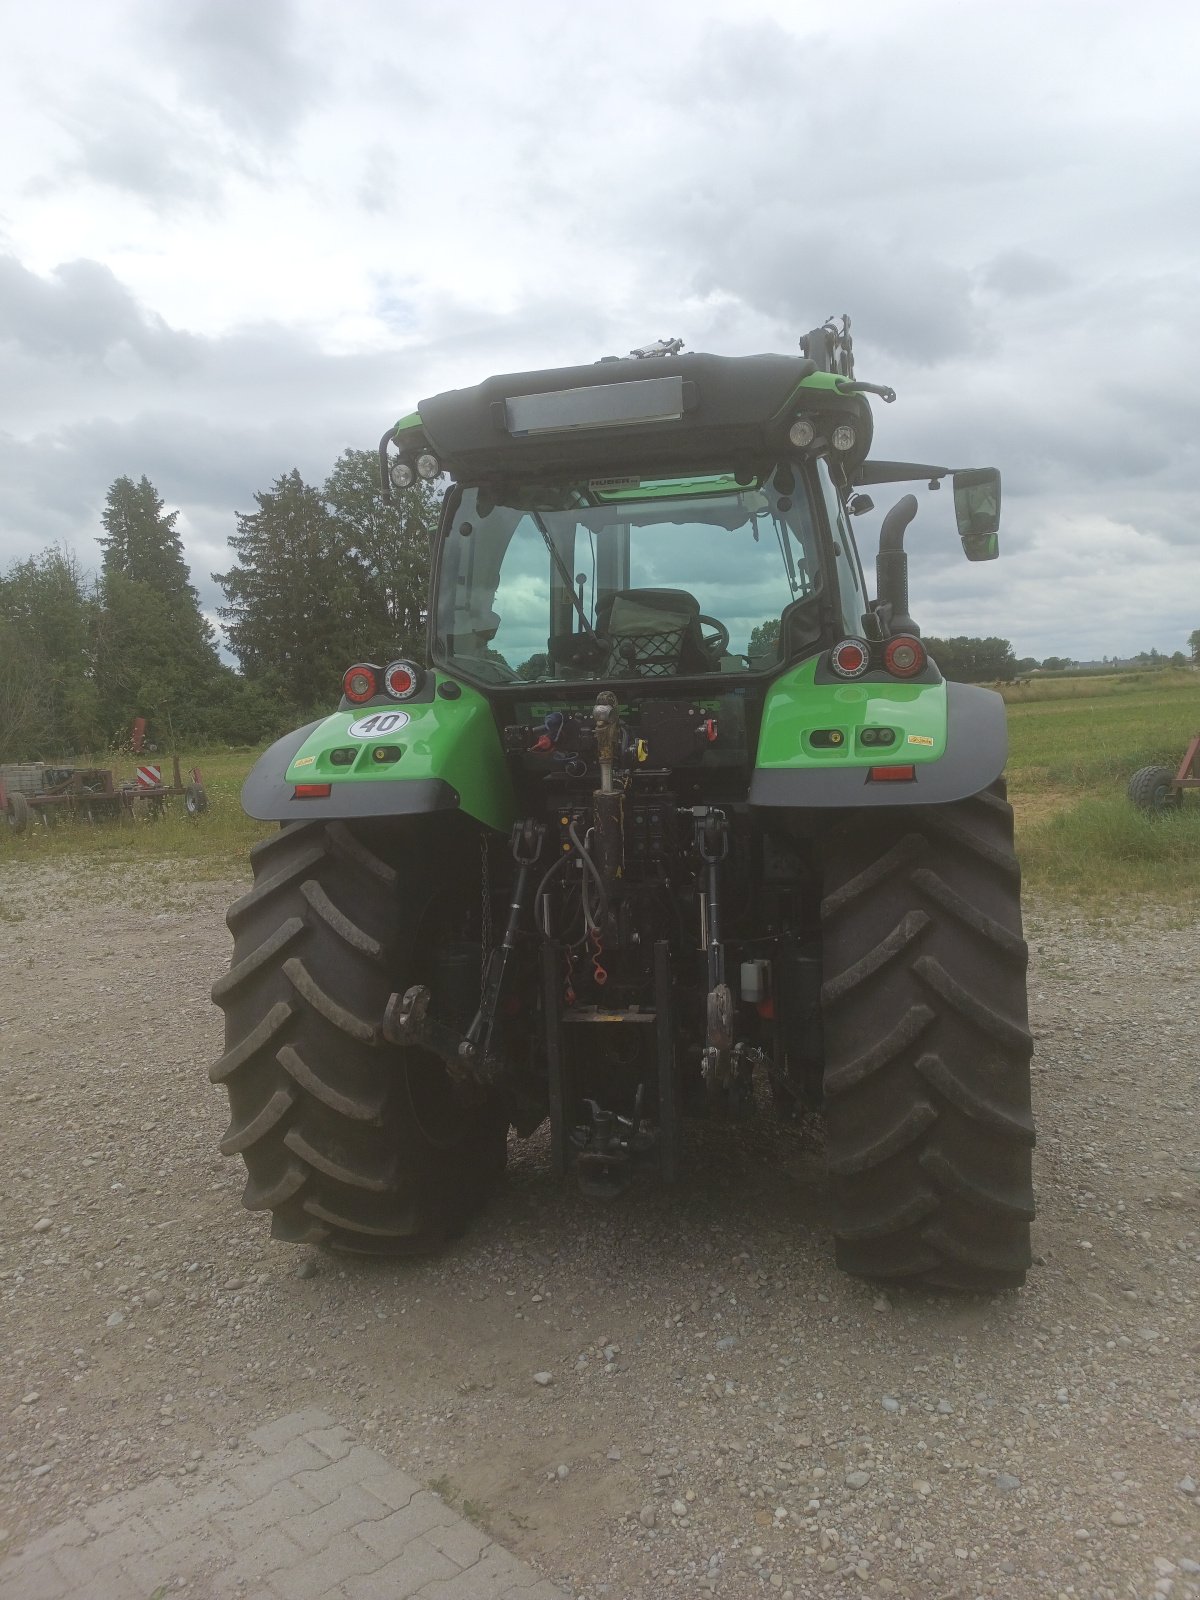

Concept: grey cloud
[[0, 255, 196, 370], [151, 0, 326, 147], [980, 251, 1072, 299], [41, 83, 233, 210]]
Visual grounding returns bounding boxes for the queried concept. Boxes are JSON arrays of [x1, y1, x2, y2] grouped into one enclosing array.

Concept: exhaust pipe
[[875, 494, 920, 637]]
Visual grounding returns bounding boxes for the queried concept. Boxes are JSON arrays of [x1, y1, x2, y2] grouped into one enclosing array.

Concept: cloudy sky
[[2, 0, 1197, 662]]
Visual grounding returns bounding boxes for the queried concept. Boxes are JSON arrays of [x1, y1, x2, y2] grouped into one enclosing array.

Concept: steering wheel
[[698, 614, 730, 660]]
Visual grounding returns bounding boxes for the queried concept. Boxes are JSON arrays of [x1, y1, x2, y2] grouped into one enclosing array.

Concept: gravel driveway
[[1, 862, 1197, 1600]]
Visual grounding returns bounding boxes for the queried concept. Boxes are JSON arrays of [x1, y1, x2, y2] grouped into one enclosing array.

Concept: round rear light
[[831, 423, 857, 452], [390, 459, 416, 489], [343, 664, 378, 704], [416, 451, 441, 481], [829, 638, 871, 678], [883, 635, 927, 679], [788, 417, 815, 448], [383, 659, 423, 700]]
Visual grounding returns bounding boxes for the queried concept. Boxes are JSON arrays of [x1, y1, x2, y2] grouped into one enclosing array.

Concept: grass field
[[3, 670, 1198, 907]]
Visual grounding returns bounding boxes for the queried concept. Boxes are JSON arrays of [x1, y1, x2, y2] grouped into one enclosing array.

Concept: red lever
[[533, 733, 554, 752], [705, 718, 718, 743]]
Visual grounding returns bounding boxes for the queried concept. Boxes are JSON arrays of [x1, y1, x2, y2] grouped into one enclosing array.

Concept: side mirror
[[952, 467, 1001, 561]]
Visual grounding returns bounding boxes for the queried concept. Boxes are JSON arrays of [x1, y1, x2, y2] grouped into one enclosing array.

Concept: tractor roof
[[409, 351, 873, 480]]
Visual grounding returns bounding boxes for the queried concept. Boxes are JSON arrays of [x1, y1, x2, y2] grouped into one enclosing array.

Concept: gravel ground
[[1, 861, 1197, 1600]]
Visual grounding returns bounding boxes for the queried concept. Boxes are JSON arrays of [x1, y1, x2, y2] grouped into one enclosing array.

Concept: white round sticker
[[346, 710, 411, 738]]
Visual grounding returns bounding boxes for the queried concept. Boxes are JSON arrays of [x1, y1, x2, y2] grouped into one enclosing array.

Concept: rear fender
[[750, 668, 1006, 808], [241, 681, 516, 831]]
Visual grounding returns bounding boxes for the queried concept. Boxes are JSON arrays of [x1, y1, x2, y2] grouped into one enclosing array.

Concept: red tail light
[[869, 765, 916, 782], [343, 664, 378, 704], [294, 783, 332, 798], [383, 659, 423, 700], [829, 638, 871, 678], [883, 635, 926, 678]]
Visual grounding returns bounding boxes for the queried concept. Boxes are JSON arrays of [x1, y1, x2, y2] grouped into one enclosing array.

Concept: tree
[[0, 546, 101, 758], [215, 470, 363, 714], [1189, 628, 1200, 665], [323, 449, 435, 664], [923, 635, 1017, 683], [94, 476, 223, 740], [748, 617, 781, 659], [1040, 656, 1074, 673]]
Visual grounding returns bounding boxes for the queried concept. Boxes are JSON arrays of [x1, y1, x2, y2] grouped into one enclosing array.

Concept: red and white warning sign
[[136, 764, 162, 789]]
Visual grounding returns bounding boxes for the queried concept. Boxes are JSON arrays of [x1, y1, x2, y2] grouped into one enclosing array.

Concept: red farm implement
[[1127, 732, 1200, 815]]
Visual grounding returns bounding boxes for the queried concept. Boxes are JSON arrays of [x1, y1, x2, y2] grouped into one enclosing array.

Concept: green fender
[[749, 657, 1006, 807], [241, 678, 517, 833]]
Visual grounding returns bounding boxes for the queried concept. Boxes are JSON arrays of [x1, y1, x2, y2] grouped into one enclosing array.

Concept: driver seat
[[595, 588, 712, 677]]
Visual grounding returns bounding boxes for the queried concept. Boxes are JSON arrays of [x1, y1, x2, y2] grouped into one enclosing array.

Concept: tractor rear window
[[433, 476, 825, 684]]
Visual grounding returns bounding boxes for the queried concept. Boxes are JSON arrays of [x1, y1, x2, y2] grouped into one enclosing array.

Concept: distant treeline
[[0, 452, 436, 761]]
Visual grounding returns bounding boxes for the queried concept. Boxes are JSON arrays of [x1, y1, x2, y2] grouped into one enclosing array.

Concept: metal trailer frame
[[1, 753, 205, 831], [1170, 731, 1200, 800]]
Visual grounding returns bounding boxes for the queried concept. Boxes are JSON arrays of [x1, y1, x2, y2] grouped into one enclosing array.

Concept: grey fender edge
[[242, 721, 461, 823], [748, 682, 1007, 809]]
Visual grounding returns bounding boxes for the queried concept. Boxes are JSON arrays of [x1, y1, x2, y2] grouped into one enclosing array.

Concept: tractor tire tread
[[822, 786, 1035, 1292], [213, 817, 507, 1254]]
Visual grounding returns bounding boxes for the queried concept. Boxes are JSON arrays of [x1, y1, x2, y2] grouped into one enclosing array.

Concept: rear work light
[[829, 638, 871, 678], [343, 664, 378, 704], [869, 765, 916, 782], [383, 659, 423, 700], [883, 635, 927, 679]]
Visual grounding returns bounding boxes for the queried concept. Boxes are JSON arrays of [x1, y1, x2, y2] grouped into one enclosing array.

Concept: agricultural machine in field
[[2, 749, 207, 831], [1127, 734, 1200, 814], [212, 320, 1034, 1291]]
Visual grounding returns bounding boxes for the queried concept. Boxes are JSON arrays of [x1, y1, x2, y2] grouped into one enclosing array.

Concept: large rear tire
[[211, 818, 509, 1253], [820, 784, 1035, 1291]]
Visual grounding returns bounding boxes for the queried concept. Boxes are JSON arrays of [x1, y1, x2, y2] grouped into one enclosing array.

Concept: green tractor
[[212, 319, 1034, 1291]]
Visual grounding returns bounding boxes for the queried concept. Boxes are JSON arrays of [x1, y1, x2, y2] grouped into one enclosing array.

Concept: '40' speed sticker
[[346, 710, 410, 738]]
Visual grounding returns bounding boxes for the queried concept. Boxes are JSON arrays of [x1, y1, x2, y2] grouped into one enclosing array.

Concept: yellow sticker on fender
[[293, 755, 316, 766], [907, 734, 934, 747]]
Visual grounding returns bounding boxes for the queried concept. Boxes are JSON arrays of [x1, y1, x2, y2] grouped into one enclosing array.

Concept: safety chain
[[479, 831, 493, 975]]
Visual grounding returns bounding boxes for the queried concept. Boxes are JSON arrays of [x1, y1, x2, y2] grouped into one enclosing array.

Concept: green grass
[[4, 673, 1199, 907], [0, 745, 273, 878], [1005, 672, 1200, 904]]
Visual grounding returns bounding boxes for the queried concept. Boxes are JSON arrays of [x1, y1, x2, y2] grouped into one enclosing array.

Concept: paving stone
[[291, 1445, 396, 1505], [249, 1407, 337, 1452], [267, 1529, 379, 1600], [121, 1528, 234, 1593], [85, 1514, 162, 1568], [277, 1482, 394, 1553], [9, 1518, 90, 1563], [339, 1537, 460, 1600], [0, 1555, 68, 1600], [357, 1491, 459, 1560], [360, 1467, 423, 1512], [227, 1435, 331, 1497], [426, 1520, 492, 1567], [305, 1424, 355, 1461], [81, 1475, 179, 1534], [145, 1474, 247, 1538], [222, 1526, 309, 1587], [422, 1547, 552, 1600], [215, 1478, 320, 1548], [0, 1411, 562, 1600]]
